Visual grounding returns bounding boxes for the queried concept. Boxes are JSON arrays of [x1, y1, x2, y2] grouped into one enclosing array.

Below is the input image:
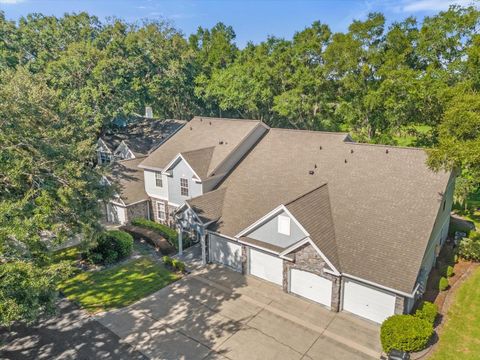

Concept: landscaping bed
[[58, 257, 181, 313]]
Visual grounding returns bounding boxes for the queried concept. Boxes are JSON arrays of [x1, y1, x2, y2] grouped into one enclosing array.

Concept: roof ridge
[[192, 116, 263, 123], [270, 127, 350, 136], [347, 142, 426, 151], [284, 182, 328, 207], [180, 146, 216, 155]]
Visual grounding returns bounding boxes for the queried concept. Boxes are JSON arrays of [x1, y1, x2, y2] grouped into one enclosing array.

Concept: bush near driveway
[[58, 257, 181, 313], [380, 315, 434, 353], [85, 230, 133, 265]]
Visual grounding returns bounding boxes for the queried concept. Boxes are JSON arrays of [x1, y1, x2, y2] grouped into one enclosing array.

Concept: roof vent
[[314, 164, 317, 169], [344, 159, 348, 163], [309, 170, 315, 175], [209, 121, 212, 125], [319, 145, 323, 150], [219, 140, 224, 145], [190, 126, 193, 130], [350, 149, 354, 154], [200, 118, 203, 122], [386, 149, 389, 154]]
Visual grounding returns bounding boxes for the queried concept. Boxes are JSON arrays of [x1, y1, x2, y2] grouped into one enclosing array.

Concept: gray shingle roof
[[101, 119, 186, 156], [187, 188, 226, 224], [192, 128, 451, 293], [139, 116, 268, 179], [108, 157, 148, 205]]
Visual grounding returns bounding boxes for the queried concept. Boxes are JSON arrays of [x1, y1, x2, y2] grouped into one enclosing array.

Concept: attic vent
[[219, 140, 224, 145], [386, 149, 389, 154], [319, 145, 323, 150], [309, 170, 315, 175], [200, 118, 203, 122], [209, 121, 212, 125], [344, 159, 348, 163], [350, 149, 354, 154], [314, 164, 317, 169]]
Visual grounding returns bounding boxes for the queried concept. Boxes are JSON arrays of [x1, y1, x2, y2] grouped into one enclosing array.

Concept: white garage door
[[107, 203, 127, 225], [209, 235, 242, 272], [343, 279, 396, 324], [290, 269, 332, 307], [249, 248, 283, 285]]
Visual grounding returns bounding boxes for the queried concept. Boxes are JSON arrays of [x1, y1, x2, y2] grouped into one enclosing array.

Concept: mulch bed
[[121, 225, 176, 255]]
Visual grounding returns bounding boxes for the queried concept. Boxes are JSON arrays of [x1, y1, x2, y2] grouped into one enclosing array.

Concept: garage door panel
[[290, 269, 332, 307], [209, 235, 242, 272], [343, 279, 396, 324], [249, 249, 283, 285]]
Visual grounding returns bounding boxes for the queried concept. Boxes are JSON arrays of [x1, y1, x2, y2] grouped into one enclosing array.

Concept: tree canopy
[[1, 5, 480, 326]]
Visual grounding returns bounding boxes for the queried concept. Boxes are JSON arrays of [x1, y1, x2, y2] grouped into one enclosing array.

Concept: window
[[180, 178, 189, 196], [100, 152, 111, 164], [278, 215, 291, 235], [157, 201, 166, 221], [155, 172, 163, 187]]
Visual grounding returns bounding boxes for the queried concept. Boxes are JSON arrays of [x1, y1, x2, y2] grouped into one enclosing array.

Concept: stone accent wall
[[394, 295, 405, 315], [126, 201, 149, 223], [285, 243, 341, 312]]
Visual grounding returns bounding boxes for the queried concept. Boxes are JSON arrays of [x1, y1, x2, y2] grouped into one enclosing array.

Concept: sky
[[0, 0, 477, 47]]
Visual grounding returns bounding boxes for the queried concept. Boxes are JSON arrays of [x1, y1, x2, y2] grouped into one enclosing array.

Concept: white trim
[[138, 164, 164, 171], [97, 138, 112, 153], [342, 273, 415, 298], [236, 204, 309, 238], [279, 237, 340, 276], [125, 199, 149, 207], [109, 200, 126, 207], [162, 153, 202, 181], [148, 194, 169, 202]]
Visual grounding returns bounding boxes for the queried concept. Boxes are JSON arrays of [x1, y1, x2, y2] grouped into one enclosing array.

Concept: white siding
[[167, 158, 203, 206], [106, 202, 127, 225], [144, 170, 169, 200]]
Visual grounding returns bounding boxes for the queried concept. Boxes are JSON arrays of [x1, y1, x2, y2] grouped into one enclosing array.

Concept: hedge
[[458, 231, 480, 261], [380, 315, 434, 353], [86, 230, 133, 265], [439, 276, 449, 291], [415, 301, 438, 326], [131, 218, 178, 248]]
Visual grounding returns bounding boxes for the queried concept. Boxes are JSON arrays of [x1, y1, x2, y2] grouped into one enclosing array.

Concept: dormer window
[[278, 215, 291, 236], [180, 178, 189, 196], [155, 172, 163, 187]]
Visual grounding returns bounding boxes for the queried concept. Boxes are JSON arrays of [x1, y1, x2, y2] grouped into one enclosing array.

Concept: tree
[[0, 68, 109, 326]]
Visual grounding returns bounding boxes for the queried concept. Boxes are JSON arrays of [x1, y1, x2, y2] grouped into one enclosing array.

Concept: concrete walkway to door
[[96, 264, 382, 360]]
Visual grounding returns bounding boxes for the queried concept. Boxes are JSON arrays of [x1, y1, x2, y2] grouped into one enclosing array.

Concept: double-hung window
[[155, 172, 163, 187], [157, 202, 166, 221], [180, 178, 189, 196]]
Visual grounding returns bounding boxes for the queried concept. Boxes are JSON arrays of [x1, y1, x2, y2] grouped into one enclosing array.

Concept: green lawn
[[430, 266, 480, 360], [58, 257, 180, 313]]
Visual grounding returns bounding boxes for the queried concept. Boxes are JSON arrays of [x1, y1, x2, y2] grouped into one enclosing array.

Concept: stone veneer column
[[282, 260, 289, 292], [241, 245, 248, 275], [330, 276, 341, 312], [394, 295, 405, 314]]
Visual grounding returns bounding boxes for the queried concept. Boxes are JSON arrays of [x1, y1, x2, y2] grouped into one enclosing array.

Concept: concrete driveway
[[96, 265, 382, 360]]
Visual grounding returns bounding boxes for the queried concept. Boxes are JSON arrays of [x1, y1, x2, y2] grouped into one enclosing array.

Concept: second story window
[[155, 172, 163, 187], [180, 178, 189, 196], [100, 152, 111, 164]]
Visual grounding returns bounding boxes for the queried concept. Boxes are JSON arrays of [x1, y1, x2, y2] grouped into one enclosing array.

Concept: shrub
[[458, 232, 480, 261], [381, 315, 433, 353], [439, 276, 449, 291], [415, 301, 438, 326], [446, 265, 454, 278], [454, 254, 459, 264], [172, 259, 185, 272], [162, 255, 173, 266], [131, 218, 178, 248], [86, 230, 133, 265]]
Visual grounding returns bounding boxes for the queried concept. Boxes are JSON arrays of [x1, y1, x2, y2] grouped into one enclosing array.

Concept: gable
[[247, 209, 307, 249]]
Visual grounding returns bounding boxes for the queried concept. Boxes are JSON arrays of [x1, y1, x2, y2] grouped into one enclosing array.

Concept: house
[[174, 127, 454, 324], [137, 116, 269, 226], [105, 116, 454, 325], [102, 157, 150, 225], [97, 117, 186, 164]]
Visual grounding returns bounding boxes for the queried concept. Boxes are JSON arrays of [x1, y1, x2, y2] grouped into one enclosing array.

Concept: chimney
[[145, 106, 153, 119]]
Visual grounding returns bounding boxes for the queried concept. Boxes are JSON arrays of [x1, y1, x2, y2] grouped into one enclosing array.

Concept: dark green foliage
[[162, 255, 173, 266], [131, 219, 178, 248], [415, 301, 438, 326], [446, 265, 454, 277], [439, 276, 449, 291], [172, 259, 186, 272], [380, 315, 434, 353], [86, 230, 133, 265]]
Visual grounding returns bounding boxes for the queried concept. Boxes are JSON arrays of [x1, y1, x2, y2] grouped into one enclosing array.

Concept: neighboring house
[[97, 118, 186, 165], [174, 127, 455, 324], [137, 116, 269, 226], [102, 157, 150, 225]]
